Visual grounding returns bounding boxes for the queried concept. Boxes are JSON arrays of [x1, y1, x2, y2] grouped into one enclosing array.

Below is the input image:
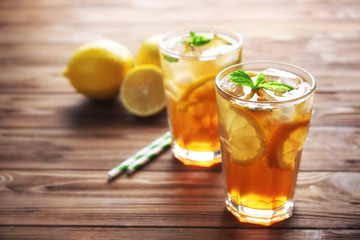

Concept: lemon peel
[[63, 39, 134, 100], [136, 34, 163, 67]]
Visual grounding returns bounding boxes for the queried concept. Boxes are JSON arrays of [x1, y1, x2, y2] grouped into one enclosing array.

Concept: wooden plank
[[0, 126, 359, 172], [0, 0, 359, 237], [0, 227, 359, 240], [0, 33, 359, 72], [1, 64, 360, 93], [0, 94, 168, 128], [0, 66, 73, 93], [0, 170, 359, 228], [0, 92, 359, 128], [0, 0, 359, 77], [0, 0, 357, 8], [1, 0, 359, 26]]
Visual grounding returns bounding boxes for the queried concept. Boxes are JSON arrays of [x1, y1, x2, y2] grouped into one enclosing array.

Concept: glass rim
[[159, 26, 243, 61], [215, 61, 316, 105]]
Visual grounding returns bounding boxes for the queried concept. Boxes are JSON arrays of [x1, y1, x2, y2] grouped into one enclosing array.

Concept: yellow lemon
[[120, 65, 166, 117], [136, 34, 163, 67], [63, 39, 134, 100]]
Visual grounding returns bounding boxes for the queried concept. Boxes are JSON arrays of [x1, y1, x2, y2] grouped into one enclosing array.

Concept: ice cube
[[263, 68, 301, 88], [173, 71, 195, 86], [293, 81, 311, 96], [201, 34, 234, 57], [175, 41, 201, 56], [276, 105, 296, 121], [164, 80, 181, 101], [257, 89, 278, 101], [277, 81, 311, 101], [207, 34, 231, 48], [217, 53, 240, 69], [219, 77, 245, 97]]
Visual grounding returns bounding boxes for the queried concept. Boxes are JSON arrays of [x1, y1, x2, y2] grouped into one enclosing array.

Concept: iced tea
[[215, 62, 316, 225], [159, 27, 243, 167]]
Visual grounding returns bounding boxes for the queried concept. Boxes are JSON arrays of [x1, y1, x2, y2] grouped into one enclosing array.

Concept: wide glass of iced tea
[[215, 61, 316, 226], [159, 27, 243, 167]]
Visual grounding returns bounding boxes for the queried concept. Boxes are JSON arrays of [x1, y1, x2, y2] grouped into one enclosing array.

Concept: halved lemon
[[120, 65, 166, 117], [275, 120, 310, 170], [223, 104, 267, 165]]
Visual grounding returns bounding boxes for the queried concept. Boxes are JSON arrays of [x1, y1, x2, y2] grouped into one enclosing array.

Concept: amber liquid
[[168, 78, 219, 152], [217, 94, 312, 211], [224, 112, 310, 210], [161, 50, 242, 167]]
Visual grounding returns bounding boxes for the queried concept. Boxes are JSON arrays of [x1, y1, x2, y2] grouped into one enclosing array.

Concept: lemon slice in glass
[[275, 120, 310, 170], [179, 74, 216, 111], [223, 105, 267, 165], [120, 65, 166, 117]]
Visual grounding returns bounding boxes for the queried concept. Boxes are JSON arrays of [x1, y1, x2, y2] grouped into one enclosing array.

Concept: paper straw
[[127, 136, 172, 175], [107, 131, 171, 180]]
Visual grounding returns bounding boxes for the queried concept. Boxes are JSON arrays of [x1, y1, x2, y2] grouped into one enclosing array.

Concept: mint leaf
[[229, 70, 254, 88], [254, 73, 265, 88], [163, 54, 179, 63], [259, 81, 294, 91], [189, 31, 212, 46], [229, 70, 294, 92]]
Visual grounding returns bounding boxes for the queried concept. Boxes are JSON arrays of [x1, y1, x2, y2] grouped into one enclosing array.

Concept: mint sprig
[[229, 70, 294, 91], [184, 31, 212, 47]]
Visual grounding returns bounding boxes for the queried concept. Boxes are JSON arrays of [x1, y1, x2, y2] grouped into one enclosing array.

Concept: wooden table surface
[[1, 0, 359, 239]]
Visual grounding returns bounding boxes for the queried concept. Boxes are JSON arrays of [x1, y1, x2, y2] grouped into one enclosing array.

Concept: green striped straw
[[107, 131, 171, 180], [127, 136, 172, 175]]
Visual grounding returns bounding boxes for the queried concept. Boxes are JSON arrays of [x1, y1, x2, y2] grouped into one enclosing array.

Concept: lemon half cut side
[[120, 65, 166, 117]]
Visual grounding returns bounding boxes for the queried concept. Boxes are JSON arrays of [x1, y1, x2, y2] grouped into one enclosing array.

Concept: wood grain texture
[[0, 171, 359, 228], [0, 0, 359, 239], [0, 92, 359, 127], [0, 127, 359, 171], [1, 227, 360, 240], [0, 227, 359, 240]]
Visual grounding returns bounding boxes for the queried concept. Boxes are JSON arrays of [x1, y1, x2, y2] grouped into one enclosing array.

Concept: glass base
[[225, 194, 294, 226], [172, 142, 221, 167]]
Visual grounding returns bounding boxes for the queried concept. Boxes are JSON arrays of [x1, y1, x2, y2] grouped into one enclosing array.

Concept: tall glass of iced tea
[[215, 61, 316, 225], [159, 27, 243, 167]]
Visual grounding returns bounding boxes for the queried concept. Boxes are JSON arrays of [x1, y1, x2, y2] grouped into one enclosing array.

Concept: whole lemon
[[63, 39, 134, 100], [136, 34, 163, 67]]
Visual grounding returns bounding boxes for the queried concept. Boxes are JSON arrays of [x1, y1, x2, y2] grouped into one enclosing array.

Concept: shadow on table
[[62, 98, 167, 130]]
